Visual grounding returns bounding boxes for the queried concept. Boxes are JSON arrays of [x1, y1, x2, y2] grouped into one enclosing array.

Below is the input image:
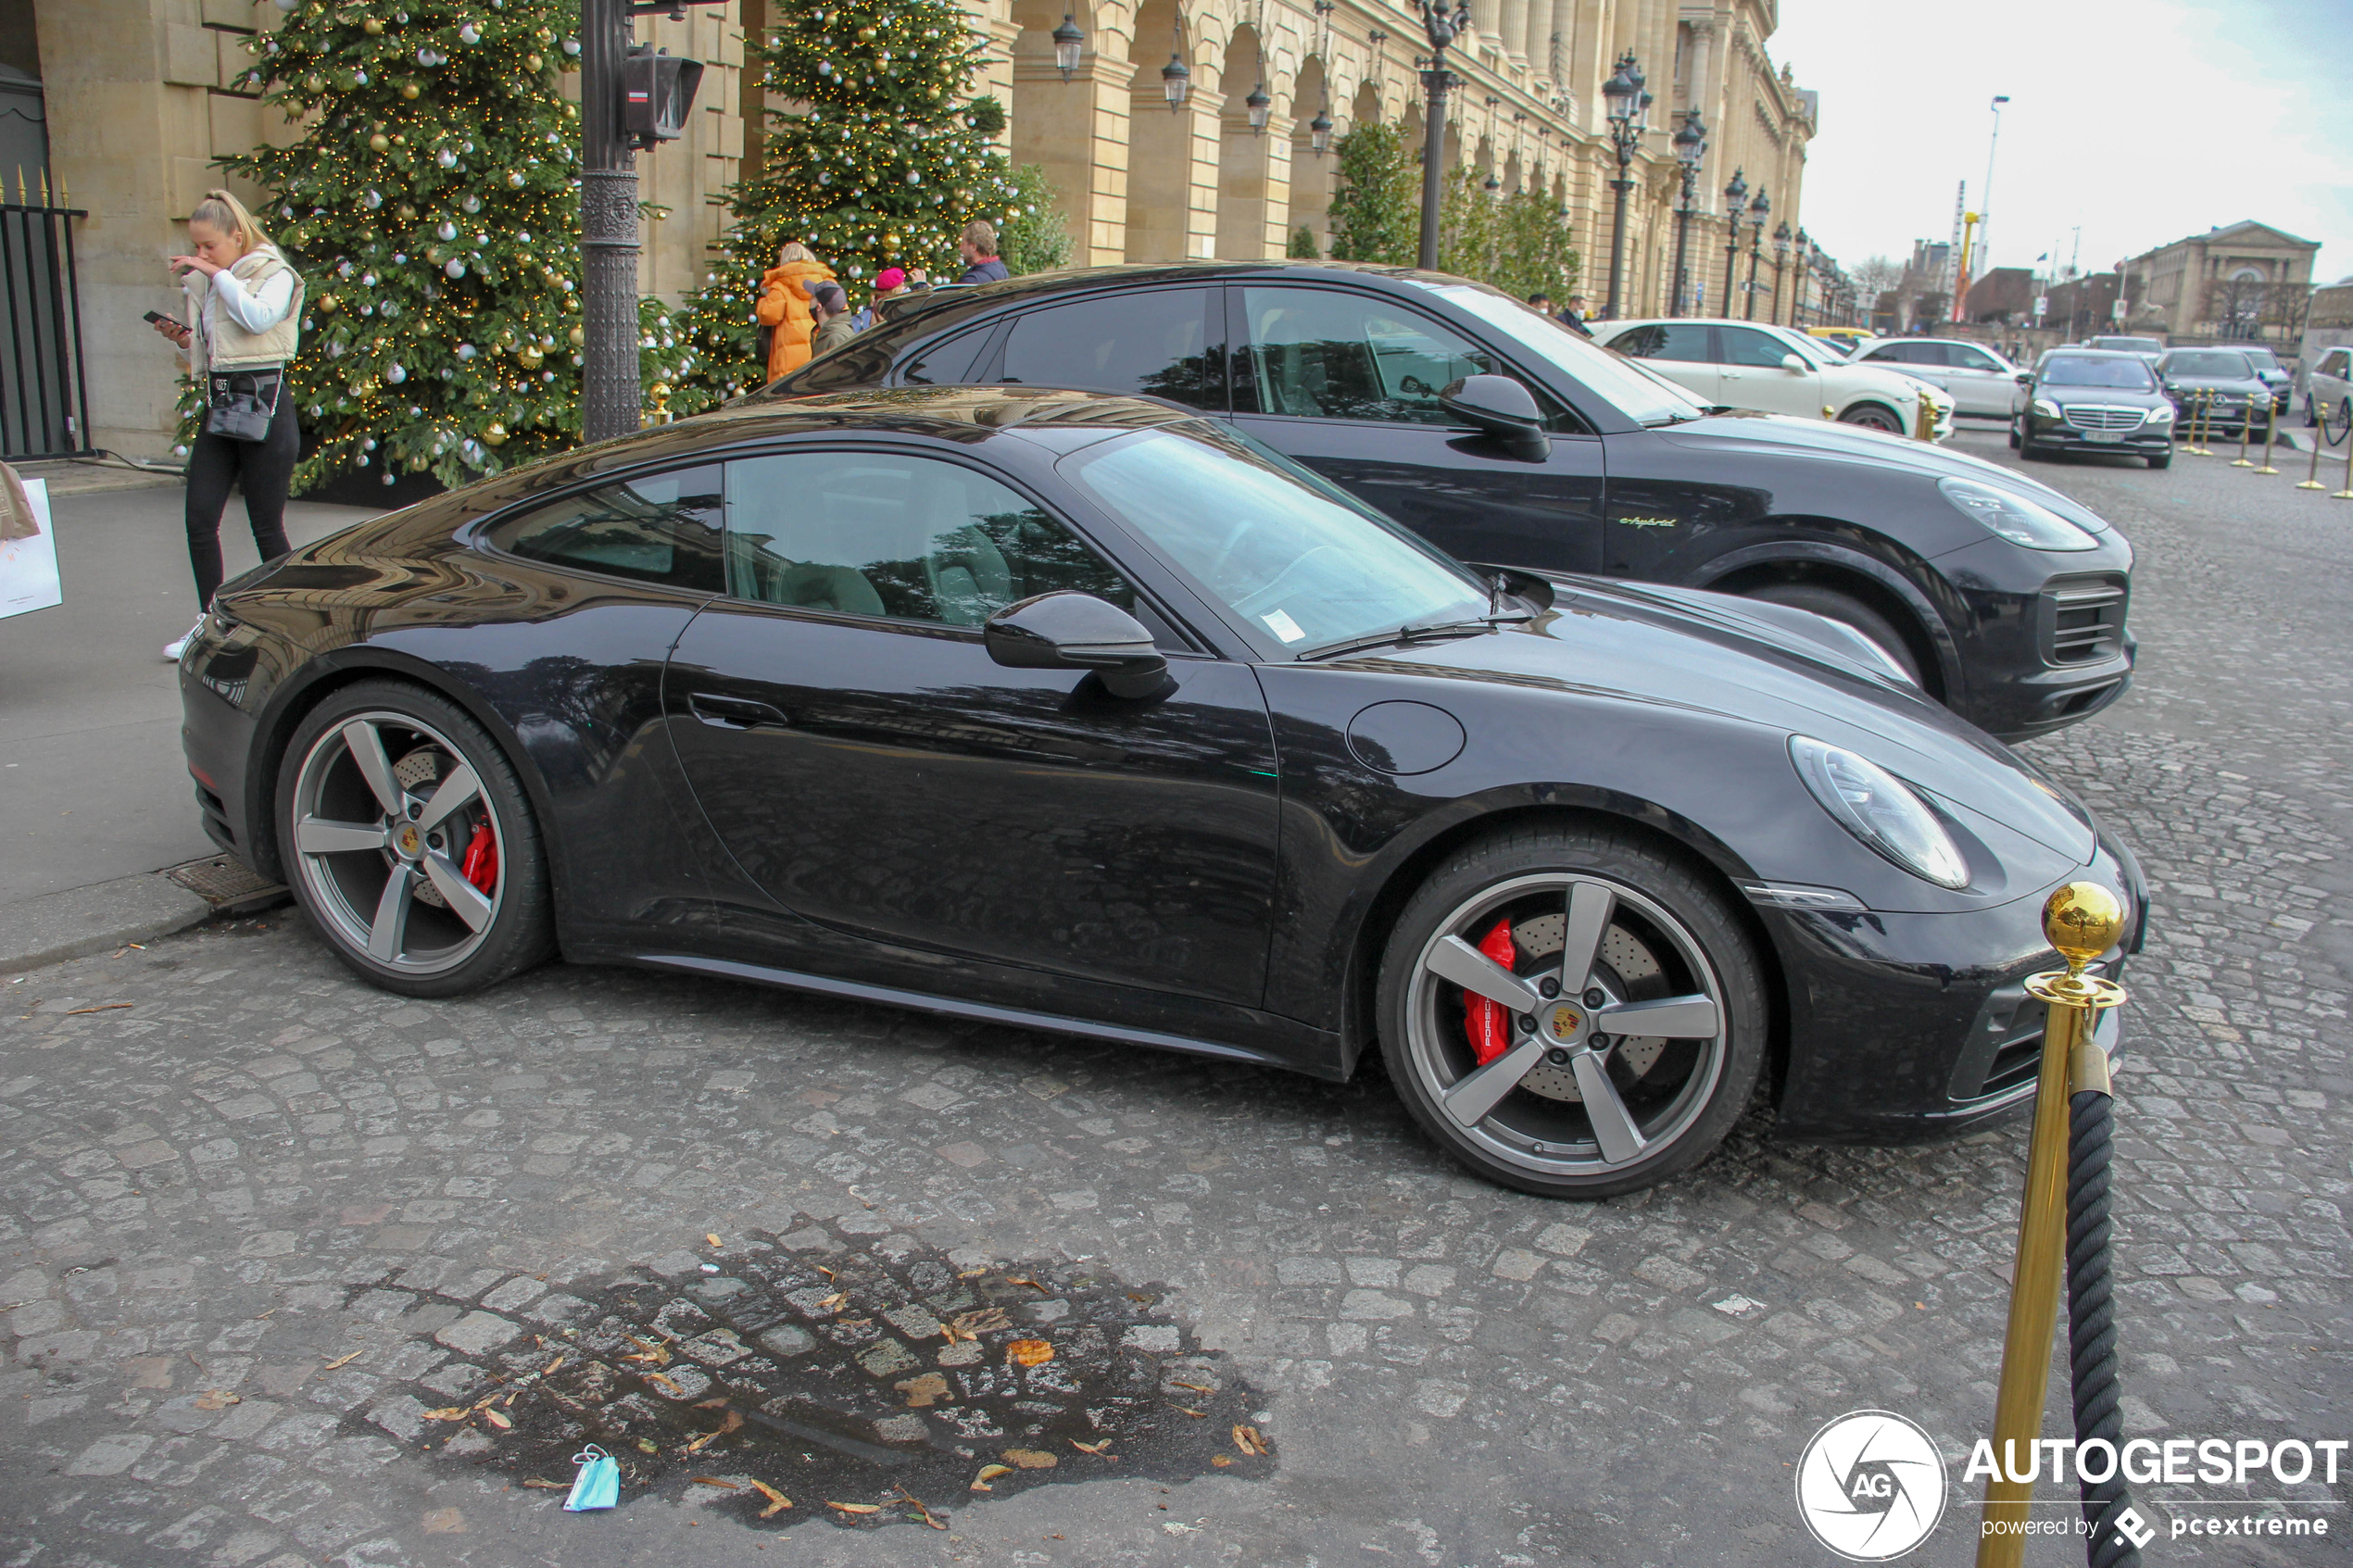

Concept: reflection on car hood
[[2160, 374, 2268, 393], [1656, 411, 2109, 528], [1337, 574, 2097, 862]]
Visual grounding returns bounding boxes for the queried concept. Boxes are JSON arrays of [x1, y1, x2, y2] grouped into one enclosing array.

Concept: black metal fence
[[0, 199, 94, 461]]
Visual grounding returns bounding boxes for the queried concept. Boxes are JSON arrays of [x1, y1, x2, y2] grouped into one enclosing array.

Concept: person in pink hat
[[851, 266, 913, 332]]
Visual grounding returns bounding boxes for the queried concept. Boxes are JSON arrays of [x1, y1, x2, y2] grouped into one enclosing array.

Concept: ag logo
[[1794, 1410, 1948, 1561]]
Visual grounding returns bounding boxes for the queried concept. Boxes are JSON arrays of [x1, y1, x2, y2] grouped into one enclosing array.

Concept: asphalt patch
[[346, 1217, 1273, 1532]]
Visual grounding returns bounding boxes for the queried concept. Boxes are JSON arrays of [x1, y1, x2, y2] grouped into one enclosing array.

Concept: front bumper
[[2023, 411, 2172, 456], [1768, 833, 2145, 1141]]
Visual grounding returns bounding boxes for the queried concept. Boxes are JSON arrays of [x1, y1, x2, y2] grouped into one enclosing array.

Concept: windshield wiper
[[1299, 612, 1531, 662]]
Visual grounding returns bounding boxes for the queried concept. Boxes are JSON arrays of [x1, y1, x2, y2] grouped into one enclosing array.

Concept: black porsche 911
[[180, 387, 2144, 1198]]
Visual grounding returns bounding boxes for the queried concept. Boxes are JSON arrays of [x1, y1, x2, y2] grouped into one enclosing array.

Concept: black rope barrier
[[2066, 1086, 2142, 1567]]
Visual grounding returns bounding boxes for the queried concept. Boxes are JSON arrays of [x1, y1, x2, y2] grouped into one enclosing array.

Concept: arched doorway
[[1126, 0, 1204, 261], [1010, 0, 1115, 267], [1288, 56, 1332, 256], [1214, 24, 1286, 259]]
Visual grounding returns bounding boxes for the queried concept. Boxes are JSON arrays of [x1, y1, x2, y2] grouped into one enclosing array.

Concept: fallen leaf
[[193, 1389, 241, 1411], [422, 1407, 471, 1422], [65, 1002, 133, 1015], [1071, 1438, 1111, 1454], [542, 1354, 565, 1376], [644, 1372, 686, 1398], [521, 1478, 565, 1489], [895, 1372, 950, 1409], [970, 1463, 1013, 1492], [322, 1349, 365, 1371], [621, 1335, 672, 1366], [826, 1501, 881, 1514], [1003, 1275, 1051, 1295], [705, 1234, 723, 1248], [951, 1307, 1010, 1336], [958, 1267, 988, 1279], [1173, 1406, 1205, 1418], [1232, 1424, 1268, 1457], [1000, 1449, 1058, 1470], [689, 1475, 740, 1490], [1211, 1454, 1232, 1468], [693, 1396, 731, 1410], [749, 1479, 792, 1517], [894, 1484, 947, 1529], [685, 1411, 744, 1452], [1005, 1338, 1053, 1368], [815, 1264, 837, 1280], [483, 1408, 512, 1431], [1170, 1380, 1214, 1394], [814, 1292, 848, 1312], [635, 1438, 659, 1454]]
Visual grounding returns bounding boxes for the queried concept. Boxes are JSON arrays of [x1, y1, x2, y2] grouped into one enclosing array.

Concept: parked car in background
[[2236, 345, 2292, 415], [763, 261, 2130, 740], [2304, 345, 2350, 434], [1806, 326, 1872, 357], [2085, 335, 2165, 365], [2010, 349, 2174, 469], [2155, 347, 2275, 439], [1851, 337, 2023, 420], [1594, 318, 1954, 439]]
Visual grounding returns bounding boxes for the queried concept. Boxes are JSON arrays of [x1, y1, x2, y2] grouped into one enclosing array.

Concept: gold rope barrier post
[[2300, 421, 2329, 489], [2231, 397, 2256, 467], [2334, 423, 2353, 501], [2254, 398, 2280, 474], [1975, 883, 2128, 1568], [2181, 391, 2205, 456]]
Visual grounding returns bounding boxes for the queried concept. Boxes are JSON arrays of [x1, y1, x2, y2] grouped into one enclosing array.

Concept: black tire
[[2007, 421, 2021, 450], [1838, 403, 1905, 434], [2329, 399, 2353, 447], [2307, 395, 2320, 429], [276, 679, 555, 998], [1376, 822, 1768, 1198], [1738, 581, 1927, 685]]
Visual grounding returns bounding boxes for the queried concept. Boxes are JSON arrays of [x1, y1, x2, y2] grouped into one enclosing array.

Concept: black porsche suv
[[766, 261, 2134, 741]]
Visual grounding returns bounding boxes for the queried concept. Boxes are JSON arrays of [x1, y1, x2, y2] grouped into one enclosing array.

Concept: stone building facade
[[2120, 220, 2321, 344], [11, 0, 1815, 457]]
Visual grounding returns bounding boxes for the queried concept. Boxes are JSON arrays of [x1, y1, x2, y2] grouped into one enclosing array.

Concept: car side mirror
[[1439, 374, 1550, 460], [1780, 353, 1808, 373], [2015, 371, 2032, 386], [984, 591, 1168, 699]]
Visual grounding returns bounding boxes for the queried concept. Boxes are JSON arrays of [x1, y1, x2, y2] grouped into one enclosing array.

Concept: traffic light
[[623, 45, 705, 149]]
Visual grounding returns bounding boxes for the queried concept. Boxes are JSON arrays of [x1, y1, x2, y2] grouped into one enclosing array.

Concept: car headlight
[[2144, 404, 2173, 424], [1790, 737, 1969, 890], [1937, 476, 2100, 551], [2031, 397, 2060, 420]]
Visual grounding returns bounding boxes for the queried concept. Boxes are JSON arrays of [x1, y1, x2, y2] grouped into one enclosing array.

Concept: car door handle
[[687, 692, 789, 729]]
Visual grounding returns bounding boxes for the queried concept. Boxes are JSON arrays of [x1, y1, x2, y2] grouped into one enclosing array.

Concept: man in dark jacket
[[955, 221, 1010, 285], [1559, 294, 1594, 337], [808, 282, 858, 359]]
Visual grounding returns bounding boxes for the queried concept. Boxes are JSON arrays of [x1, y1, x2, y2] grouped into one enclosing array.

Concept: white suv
[[1594, 318, 1955, 440], [2306, 345, 2351, 433], [1851, 337, 2022, 420]]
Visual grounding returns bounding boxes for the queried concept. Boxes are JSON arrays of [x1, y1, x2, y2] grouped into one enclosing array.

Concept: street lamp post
[[1667, 109, 1705, 318], [1743, 186, 1768, 320], [1771, 220, 1791, 324], [1792, 228, 1809, 325], [1413, 0, 1469, 272], [1719, 169, 1747, 319], [1599, 52, 1649, 320]]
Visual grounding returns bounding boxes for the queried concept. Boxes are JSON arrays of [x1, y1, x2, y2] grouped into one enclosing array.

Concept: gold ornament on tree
[[369, 132, 391, 153]]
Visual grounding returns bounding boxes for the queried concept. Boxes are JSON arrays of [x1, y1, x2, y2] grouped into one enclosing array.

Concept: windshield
[[2162, 350, 2255, 379], [1779, 332, 1849, 368], [1411, 282, 1709, 425], [2042, 356, 2155, 390], [1058, 426, 1489, 656], [2091, 338, 2162, 354], [2241, 348, 2283, 371]]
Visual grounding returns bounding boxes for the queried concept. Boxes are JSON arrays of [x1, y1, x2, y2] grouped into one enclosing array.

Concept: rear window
[[2161, 350, 2255, 378]]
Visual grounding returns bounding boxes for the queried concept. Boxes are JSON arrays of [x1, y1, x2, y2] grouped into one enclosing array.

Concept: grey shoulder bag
[[206, 368, 283, 443]]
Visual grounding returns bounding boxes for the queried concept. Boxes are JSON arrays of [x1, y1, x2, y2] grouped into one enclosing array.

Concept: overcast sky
[[1765, 0, 2353, 285]]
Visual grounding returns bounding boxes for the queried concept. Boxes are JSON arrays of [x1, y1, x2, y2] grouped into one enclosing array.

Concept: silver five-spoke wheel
[[1379, 827, 1764, 1197], [290, 710, 505, 977]]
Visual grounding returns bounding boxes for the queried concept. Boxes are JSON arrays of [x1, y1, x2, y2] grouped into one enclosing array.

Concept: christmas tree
[[220, 0, 691, 490], [671, 0, 1017, 408]]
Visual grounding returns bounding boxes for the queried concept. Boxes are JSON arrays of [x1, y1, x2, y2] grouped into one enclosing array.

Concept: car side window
[[898, 324, 995, 386], [485, 466, 725, 593], [1719, 326, 1799, 368], [2323, 350, 2349, 379], [1617, 322, 1714, 362], [1951, 345, 2001, 372], [720, 450, 1139, 629], [993, 288, 1215, 408], [1239, 286, 1499, 424]]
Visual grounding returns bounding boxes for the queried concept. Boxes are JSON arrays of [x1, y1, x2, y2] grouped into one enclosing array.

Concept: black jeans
[[184, 384, 298, 608]]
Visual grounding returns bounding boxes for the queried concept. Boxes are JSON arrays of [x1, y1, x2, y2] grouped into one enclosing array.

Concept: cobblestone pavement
[[3, 435, 2348, 1567]]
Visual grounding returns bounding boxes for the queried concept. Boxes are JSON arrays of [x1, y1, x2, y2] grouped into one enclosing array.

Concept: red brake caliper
[[1462, 917, 1517, 1066], [459, 818, 498, 895]]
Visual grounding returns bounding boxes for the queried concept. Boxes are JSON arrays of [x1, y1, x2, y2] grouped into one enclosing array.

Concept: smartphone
[[143, 310, 183, 329]]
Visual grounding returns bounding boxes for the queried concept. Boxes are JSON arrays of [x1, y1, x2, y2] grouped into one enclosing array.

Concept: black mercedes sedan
[[2156, 347, 2276, 438], [181, 389, 2143, 1199], [768, 261, 2137, 742], [2010, 349, 2176, 468]]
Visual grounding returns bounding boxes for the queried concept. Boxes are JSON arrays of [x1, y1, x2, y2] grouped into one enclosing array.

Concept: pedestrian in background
[[755, 241, 836, 382], [955, 220, 1009, 285], [1558, 294, 1594, 338], [1528, 292, 1554, 317], [808, 282, 858, 359], [152, 188, 306, 662], [851, 266, 911, 332]]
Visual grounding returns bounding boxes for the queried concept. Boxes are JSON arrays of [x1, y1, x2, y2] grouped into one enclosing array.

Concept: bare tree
[[1849, 254, 1903, 300]]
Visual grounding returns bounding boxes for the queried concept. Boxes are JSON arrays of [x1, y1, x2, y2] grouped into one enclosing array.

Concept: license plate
[[2084, 429, 2125, 444]]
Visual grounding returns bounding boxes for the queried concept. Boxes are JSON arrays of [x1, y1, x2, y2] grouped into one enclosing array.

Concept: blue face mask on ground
[[564, 1444, 620, 1511]]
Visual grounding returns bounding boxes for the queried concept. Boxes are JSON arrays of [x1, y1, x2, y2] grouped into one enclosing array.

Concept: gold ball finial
[[2042, 882, 2123, 976]]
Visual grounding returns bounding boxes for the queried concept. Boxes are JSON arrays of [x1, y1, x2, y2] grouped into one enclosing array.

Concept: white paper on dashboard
[[0, 476, 62, 621]]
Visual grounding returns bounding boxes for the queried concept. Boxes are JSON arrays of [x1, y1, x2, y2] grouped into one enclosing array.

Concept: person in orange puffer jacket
[[755, 242, 837, 383]]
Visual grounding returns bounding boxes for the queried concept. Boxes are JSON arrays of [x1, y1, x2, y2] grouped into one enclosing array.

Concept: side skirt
[[626, 951, 1336, 1078]]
